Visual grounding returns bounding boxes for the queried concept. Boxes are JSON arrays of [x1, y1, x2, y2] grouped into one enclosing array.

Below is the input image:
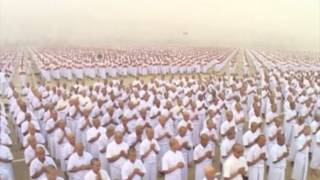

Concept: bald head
[[36, 146, 46, 161], [114, 131, 124, 144], [204, 165, 216, 180], [169, 138, 179, 151], [45, 165, 58, 180], [75, 143, 84, 156], [232, 143, 244, 158]]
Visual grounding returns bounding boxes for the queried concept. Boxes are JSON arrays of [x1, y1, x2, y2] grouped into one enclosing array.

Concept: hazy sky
[[0, 0, 319, 51]]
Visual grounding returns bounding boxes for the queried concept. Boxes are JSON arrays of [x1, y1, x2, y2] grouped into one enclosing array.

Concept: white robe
[[268, 143, 288, 180], [193, 144, 214, 180], [67, 152, 93, 180], [175, 135, 193, 180], [154, 124, 173, 161], [106, 141, 129, 180], [84, 169, 111, 180], [162, 150, 185, 180], [121, 159, 146, 180], [86, 127, 106, 158], [0, 145, 14, 180], [29, 156, 56, 180], [292, 134, 311, 180], [223, 155, 248, 180], [246, 144, 267, 180], [139, 138, 160, 180], [310, 130, 320, 169]]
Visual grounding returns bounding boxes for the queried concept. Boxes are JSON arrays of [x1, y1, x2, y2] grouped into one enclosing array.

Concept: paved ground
[[3, 49, 319, 180]]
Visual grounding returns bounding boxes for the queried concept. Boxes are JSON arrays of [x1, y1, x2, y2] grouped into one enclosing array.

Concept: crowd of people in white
[[0, 49, 17, 97], [0, 48, 320, 180], [30, 47, 235, 81]]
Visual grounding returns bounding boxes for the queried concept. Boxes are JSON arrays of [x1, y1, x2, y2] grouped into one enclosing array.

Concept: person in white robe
[[200, 120, 219, 148], [223, 143, 248, 180], [0, 131, 13, 147], [54, 120, 71, 161], [220, 127, 236, 165], [177, 111, 194, 142], [242, 122, 261, 155], [189, 103, 201, 145], [0, 70, 8, 97], [76, 110, 92, 149], [203, 165, 218, 180], [45, 111, 59, 157], [106, 131, 129, 180], [41, 165, 64, 180], [0, 143, 14, 180], [246, 135, 267, 180], [194, 134, 214, 180], [29, 147, 56, 180], [310, 114, 320, 157], [292, 126, 312, 180], [140, 127, 160, 180], [155, 116, 173, 163], [268, 134, 288, 180], [67, 143, 93, 180], [248, 106, 263, 132], [265, 117, 283, 166], [128, 125, 144, 158], [220, 111, 236, 140], [310, 124, 320, 176], [84, 158, 111, 180], [121, 147, 146, 180], [86, 118, 106, 158], [161, 138, 185, 180], [175, 126, 192, 180], [284, 102, 297, 144], [97, 125, 115, 174], [23, 125, 46, 149], [264, 103, 278, 134], [21, 113, 41, 137], [233, 103, 245, 143], [61, 133, 76, 178], [288, 117, 306, 162], [24, 136, 49, 166]]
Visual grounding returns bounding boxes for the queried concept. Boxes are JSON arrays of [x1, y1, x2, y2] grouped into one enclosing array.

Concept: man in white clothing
[[0, 143, 14, 180], [140, 127, 160, 180], [41, 165, 64, 180], [87, 118, 106, 158], [0, 69, 7, 97], [29, 147, 56, 180], [203, 165, 218, 180], [292, 126, 312, 180], [161, 138, 185, 180], [246, 135, 267, 180], [194, 134, 214, 180], [121, 147, 146, 180], [268, 134, 288, 180], [155, 116, 173, 161], [84, 158, 111, 180], [67, 143, 93, 180], [242, 122, 260, 155], [106, 131, 129, 180], [223, 144, 248, 180]]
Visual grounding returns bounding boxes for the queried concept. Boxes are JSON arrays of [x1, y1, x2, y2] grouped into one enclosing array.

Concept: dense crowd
[[0, 49, 319, 180]]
